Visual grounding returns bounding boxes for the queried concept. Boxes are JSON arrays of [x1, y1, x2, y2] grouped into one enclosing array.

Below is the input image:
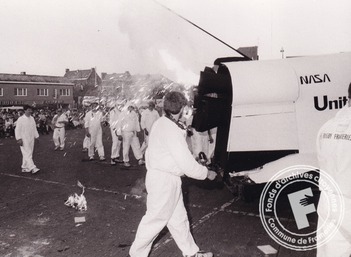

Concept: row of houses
[[0, 68, 103, 109], [0, 68, 182, 109]]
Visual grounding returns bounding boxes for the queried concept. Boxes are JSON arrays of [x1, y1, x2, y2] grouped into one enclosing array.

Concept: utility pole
[[280, 47, 285, 59]]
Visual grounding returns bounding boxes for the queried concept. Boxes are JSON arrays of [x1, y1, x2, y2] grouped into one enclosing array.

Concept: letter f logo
[[288, 188, 316, 230]]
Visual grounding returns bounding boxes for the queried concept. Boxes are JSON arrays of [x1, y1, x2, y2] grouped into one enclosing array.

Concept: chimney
[[65, 68, 70, 73], [101, 72, 107, 80], [20, 72, 26, 75]]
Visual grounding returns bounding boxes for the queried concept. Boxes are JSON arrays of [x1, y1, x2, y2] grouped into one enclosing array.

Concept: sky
[[0, 0, 350, 86]]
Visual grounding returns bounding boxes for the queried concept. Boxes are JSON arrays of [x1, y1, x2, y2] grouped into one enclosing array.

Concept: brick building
[[64, 68, 102, 106], [0, 72, 74, 108]]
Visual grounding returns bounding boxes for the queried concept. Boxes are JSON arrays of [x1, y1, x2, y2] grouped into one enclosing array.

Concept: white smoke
[[118, 0, 240, 86]]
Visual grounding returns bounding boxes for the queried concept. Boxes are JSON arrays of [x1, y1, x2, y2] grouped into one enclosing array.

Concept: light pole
[[280, 47, 285, 59]]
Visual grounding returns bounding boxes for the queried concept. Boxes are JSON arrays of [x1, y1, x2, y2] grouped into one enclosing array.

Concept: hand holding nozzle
[[207, 169, 217, 180]]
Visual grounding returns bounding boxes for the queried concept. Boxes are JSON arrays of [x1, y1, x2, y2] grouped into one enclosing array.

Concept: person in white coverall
[[82, 105, 91, 152], [129, 91, 217, 257], [52, 109, 68, 150], [316, 83, 351, 257], [84, 102, 105, 161], [15, 106, 40, 174], [117, 105, 144, 167], [109, 103, 122, 165], [140, 101, 160, 154]]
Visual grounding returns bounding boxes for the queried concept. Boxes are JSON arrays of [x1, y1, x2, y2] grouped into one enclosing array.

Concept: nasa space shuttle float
[[192, 52, 351, 183]]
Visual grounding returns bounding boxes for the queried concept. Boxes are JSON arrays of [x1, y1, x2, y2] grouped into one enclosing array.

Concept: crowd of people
[[81, 99, 216, 168], [7, 97, 217, 173], [0, 108, 85, 139]]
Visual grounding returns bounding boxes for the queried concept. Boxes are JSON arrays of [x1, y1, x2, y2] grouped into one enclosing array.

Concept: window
[[59, 88, 70, 96], [37, 88, 49, 96], [14, 88, 27, 96], [0, 88, 3, 96]]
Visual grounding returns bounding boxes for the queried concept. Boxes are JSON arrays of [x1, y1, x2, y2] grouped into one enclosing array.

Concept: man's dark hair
[[23, 105, 32, 111], [348, 82, 351, 97], [148, 101, 155, 108], [163, 91, 187, 115]]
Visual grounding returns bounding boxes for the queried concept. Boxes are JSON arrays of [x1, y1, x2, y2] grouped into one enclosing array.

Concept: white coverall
[[117, 109, 143, 162], [109, 107, 122, 159], [15, 115, 39, 171], [84, 110, 105, 158], [316, 105, 351, 257], [140, 108, 160, 153], [52, 113, 68, 148], [129, 116, 208, 257]]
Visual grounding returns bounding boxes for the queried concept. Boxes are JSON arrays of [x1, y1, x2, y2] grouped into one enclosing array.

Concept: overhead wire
[[152, 0, 252, 61]]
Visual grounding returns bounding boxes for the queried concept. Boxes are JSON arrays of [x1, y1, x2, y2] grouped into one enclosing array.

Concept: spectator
[[38, 109, 49, 135], [0, 117, 5, 138], [4, 117, 14, 138]]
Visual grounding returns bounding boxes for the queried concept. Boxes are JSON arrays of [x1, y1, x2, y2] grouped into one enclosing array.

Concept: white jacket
[[84, 110, 103, 131], [146, 116, 207, 180], [140, 109, 160, 133], [109, 107, 121, 131], [15, 115, 39, 141], [317, 105, 351, 199], [117, 110, 140, 135], [317, 105, 351, 247]]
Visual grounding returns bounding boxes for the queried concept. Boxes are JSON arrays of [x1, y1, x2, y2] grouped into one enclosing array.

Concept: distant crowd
[[0, 108, 85, 138], [79, 100, 216, 167], [1, 100, 217, 167]]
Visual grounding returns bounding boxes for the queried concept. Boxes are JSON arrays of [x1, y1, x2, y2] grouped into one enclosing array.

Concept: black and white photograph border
[[1, 1, 351, 257]]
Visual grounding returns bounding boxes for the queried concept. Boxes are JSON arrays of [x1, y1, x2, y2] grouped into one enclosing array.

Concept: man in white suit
[[15, 105, 40, 174], [117, 104, 144, 167], [84, 101, 105, 161], [109, 102, 123, 165], [52, 109, 68, 151], [316, 83, 351, 257], [129, 91, 216, 257], [140, 101, 160, 154]]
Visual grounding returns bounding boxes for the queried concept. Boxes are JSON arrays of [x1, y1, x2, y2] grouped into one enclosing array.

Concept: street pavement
[[0, 127, 316, 257]]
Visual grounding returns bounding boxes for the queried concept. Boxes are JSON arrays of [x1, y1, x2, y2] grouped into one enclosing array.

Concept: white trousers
[[20, 138, 37, 171], [53, 127, 65, 148], [140, 133, 149, 155], [88, 127, 105, 158], [122, 131, 142, 162], [110, 128, 121, 159], [129, 170, 199, 257], [83, 136, 90, 149]]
